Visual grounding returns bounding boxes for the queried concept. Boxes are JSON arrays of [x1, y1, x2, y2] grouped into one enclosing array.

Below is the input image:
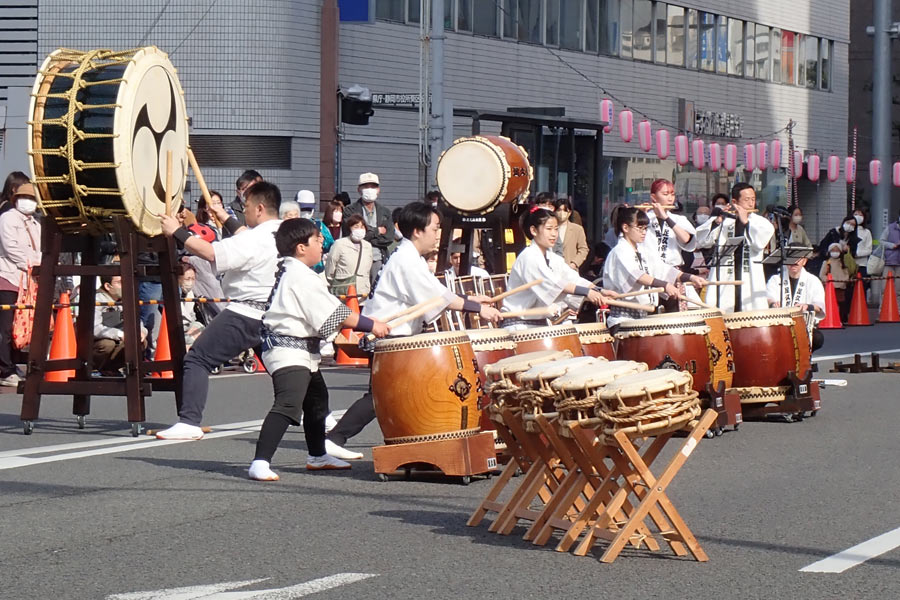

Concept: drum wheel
[[23, 420, 34, 435], [460, 475, 472, 486], [376, 473, 390, 483], [76, 415, 86, 429]]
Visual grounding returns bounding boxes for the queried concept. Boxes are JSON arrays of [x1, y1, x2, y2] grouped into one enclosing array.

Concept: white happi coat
[[695, 213, 775, 312], [603, 236, 678, 326], [640, 211, 697, 267], [503, 243, 593, 320], [765, 267, 826, 323]]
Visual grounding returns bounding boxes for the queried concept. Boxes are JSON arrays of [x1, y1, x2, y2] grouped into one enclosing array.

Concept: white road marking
[[800, 525, 900, 573], [107, 573, 377, 599], [813, 348, 900, 363]]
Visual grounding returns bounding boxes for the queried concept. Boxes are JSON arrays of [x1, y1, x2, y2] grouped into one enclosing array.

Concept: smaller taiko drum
[[596, 369, 701, 439], [516, 356, 599, 420], [574, 322, 616, 359], [465, 328, 517, 432], [507, 324, 583, 356], [483, 350, 570, 423], [437, 135, 533, 214], [553, 360, 648, 425]]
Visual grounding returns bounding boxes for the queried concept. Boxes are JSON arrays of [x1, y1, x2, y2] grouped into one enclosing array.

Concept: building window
[[559, 0, 584, 50], [685, 8, 698, 69], [473, 2, 498, 36], [771, 28, 782, 83], [633, 0, 652, 61], [445, 0, 455, 29], [797, 33, 807, 86], [503, 0, 542, 43], [620, 0, 633, 58], [755, 24, 770, 80], [744, 21, 755, 78], [727, 18, 743, 76], [821, 39, 832, 91], [546, 0, 560, 45], [699, 12, 715, 72], [586, 0, 599, 52], [599, 0, 620, 56], [782, 31, 795, 84], [654, 1, 667, 63], [407, 0, 420, 23], [716, 15, 727, 74], [667, 5, 684, 67], [377, 0, 405, 22], [805, 34, 819, 88], [458, 0, 472, 31]]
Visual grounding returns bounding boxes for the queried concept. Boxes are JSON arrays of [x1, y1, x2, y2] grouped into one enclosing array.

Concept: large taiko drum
[[465, 328, 518, 432], [371, 331, 482, 444], [574, 322, 616, 360], [508, 324, 583, 356], [614, 309, 733, 395], [436, 135, 533, 214], [553, 360, 648, 424], [28, 47, 189, 236], [723, 307, 812, 403], [596, 369, 701, 439]]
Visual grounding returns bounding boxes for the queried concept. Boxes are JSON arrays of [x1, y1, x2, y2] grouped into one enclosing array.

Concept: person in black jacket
[[345, 172, 394, 287], [228, 169, 263, 232]]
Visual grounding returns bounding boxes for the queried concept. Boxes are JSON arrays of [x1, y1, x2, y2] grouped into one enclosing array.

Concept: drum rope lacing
[[594, 388, 701, 439]]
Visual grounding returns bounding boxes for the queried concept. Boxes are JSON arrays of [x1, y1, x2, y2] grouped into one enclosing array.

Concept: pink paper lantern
[[638, 120, 652, 152], [724, 144, 738, 173], [692, 140, 706, 170], [675, 135, 689, 166], [893, 162, 900, 186], [709, 143, 722, 171], [791, 151, 804, 179], [656, 129, 670, 160], [807, 154, 821, 182], [744, 144, 756, 172], [845, 157, 857, 183], [619, 110, 634, 143], [756, 142, 768, 171], [771, 140, 782, 170], [826, 155, 840, 182], [870, 159, 882, 185], [600, 99, 614, 134]]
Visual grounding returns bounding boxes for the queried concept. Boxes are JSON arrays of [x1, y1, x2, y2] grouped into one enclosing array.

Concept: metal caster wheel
[[211, 365, 222, 375], [243, 358, 259, 374], [733, 423, 740, 432], [23, 420, 34, 435], [131, 423, 143, 437], [460, 475, 471, 486], [809, 410, 819, 418], [76, 415, 86, 429], [715, 427, 723, 437], [705, 429, 715, 439], [376, 473, 389, 482], [404, 467, 412, 480], [793, 412, 805, 422]]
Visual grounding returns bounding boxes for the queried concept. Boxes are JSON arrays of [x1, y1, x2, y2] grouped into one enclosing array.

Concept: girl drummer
[[603, 207, 706, 329], [502, 206, 608, 329]]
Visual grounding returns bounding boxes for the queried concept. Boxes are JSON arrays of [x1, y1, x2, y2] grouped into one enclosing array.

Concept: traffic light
[[340, 84, 374, 126]]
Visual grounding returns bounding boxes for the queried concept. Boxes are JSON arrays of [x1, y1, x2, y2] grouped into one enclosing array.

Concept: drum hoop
[[552, 362, 648, 391], [484, 349, 571, 377], [599, 369, 692, 398], [518, 356, 598, 383], [723, 313, 795, 328], [466, 329, 517, 352], [384, 427, 482, 445], [508, 324, 578, 342], [471, 340, 518, 352], [375, 331, 471, 352], [437, 136, 509, 214], [614, 319, 710, 339]]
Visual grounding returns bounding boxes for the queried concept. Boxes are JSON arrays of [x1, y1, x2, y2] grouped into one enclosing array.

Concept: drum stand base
[[373, 431, 496, 483], [19, 217, 185, 435], [705, 381, 742, 436], [738, 370, 821, 422]]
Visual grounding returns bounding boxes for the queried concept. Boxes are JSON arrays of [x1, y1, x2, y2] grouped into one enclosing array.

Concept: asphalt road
[[2, 325, 900, 599]]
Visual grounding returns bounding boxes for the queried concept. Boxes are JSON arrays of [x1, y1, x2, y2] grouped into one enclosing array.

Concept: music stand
[[761, 246, 815, 266]]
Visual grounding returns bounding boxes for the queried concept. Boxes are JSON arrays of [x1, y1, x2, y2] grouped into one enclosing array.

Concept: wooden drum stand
[[19, 216, 185, 436]]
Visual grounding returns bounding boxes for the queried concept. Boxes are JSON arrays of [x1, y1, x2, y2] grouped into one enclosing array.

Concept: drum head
[[437, 137, 505, 213], [375, 330, 471, 353], [519, 356, 598, 384], [552, 360, 648, 391], [113, 47, 189, 236], [599, 368, 691, 399], [483, 349, 569, 377]]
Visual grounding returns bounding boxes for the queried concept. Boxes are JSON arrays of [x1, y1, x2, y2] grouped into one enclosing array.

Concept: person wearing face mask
[[819, 242, 853, 322], [552, 197, 589, 271], [325, 214, 374, 298], [851, 209, 872, 300], [323, 200, 345, 240], [292, 190, 335, 271], [787, 205, 812, 247], [346, 173, 394, 288], [817, 216, 859, 267], [0, 182, 42, 386]]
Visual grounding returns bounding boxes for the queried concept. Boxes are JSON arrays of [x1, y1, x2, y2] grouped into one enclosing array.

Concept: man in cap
[[346, 173, 393, 287]]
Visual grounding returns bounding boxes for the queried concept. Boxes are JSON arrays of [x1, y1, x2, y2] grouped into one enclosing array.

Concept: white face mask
[[350, 228, 366, 242], [180, 279, 195, 293], [361, 188, 379, 202], [830, 251, 841, 258], [854, 214, 864, 225], [695, 214, 710, 224], [332, 211, 343, 222], [300, 210, 315, 220], [843, 223, 855, 233], [792, 215, 803, 224], [16, 198, 37, 216]]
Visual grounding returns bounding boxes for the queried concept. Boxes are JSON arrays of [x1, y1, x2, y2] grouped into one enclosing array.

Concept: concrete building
[[0, 0, 849, 243]]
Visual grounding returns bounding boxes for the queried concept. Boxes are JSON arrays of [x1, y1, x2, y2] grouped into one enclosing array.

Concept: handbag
[[328, 242, 364, 297], [868, 244, 886, 276], [12, 267, 37, 350]]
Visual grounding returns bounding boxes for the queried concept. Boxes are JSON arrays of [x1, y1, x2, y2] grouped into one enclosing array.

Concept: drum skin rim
[[518, 356, 598, 383], [552, 360, 648, 390], [437, 136, 506, 214], [723, 306, 800, 328], [598, 368, 692, 398], [374, 330, 471, 352], [483, 349, 570, 377]]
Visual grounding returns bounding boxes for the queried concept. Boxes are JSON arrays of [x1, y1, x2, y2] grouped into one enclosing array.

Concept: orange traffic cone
[[878, 271, 900, 323], [152, 309, 173, 378], [819, 274, 843, 329], [45, 292, 76, 382], [846, 273, 872, 326], [335, 284, 368, 366]]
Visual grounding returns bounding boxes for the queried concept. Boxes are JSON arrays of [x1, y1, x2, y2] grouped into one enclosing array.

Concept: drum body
[[28, 47, 189, 236], [517, 356, 598, 415], [466, 328, 517, 431], [372, 332, 482, 444], [574, 322, 616, 360], [724, 308, 812, 399], [483, 349, 570, 413], [436, 135, 533, 214], [597, 369, 701, 438], [614, 309, 733, 394], [508, 324, 583, 356], [553, 360, 648, 423]]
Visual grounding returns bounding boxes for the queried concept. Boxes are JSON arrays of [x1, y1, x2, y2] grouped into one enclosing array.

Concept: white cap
[[358, 172, 380, 186], [294, 190, 316, 209]]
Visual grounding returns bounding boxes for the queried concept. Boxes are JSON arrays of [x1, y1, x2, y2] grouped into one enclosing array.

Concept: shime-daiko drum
[[28, 47, 189, 235]]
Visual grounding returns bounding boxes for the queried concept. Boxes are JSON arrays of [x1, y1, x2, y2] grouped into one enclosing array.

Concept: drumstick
[[687, 280, 744, 286], [609, 287, 665, 300], [382, 296, 444, 323], [498, 307, 558, 320], [165, 150, 173, 217], [386, 297, 446, 327], [488, 279, 543, 303], [604, 299, 656, 313], [678, 294, 717, 310], [187, 148, 222, 229]]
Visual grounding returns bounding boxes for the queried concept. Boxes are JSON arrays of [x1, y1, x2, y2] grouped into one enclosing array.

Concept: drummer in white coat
[[765, 247, 826, 351], [641, 179, 698, 312], [695, 182, 775, 312], [502, 206, 607, 329], [603, 207, 707, 328]]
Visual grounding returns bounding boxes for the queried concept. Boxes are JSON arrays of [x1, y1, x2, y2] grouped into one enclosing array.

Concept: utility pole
[[867, 0, 900, 233], [427, 0, 445, 191]]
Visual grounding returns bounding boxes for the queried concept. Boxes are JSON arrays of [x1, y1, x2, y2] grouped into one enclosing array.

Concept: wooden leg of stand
[[468, 418, 528, 527], [157, 236, 185, 407], [115, 220, 145, 424]]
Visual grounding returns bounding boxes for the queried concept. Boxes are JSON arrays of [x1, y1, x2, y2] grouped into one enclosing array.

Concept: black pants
[[811, 328, 824, 352], [254, 366, 329, 462], [0, 289, 18, 377], [327, 354, 375, 446], [178, 309, 263, 426]]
